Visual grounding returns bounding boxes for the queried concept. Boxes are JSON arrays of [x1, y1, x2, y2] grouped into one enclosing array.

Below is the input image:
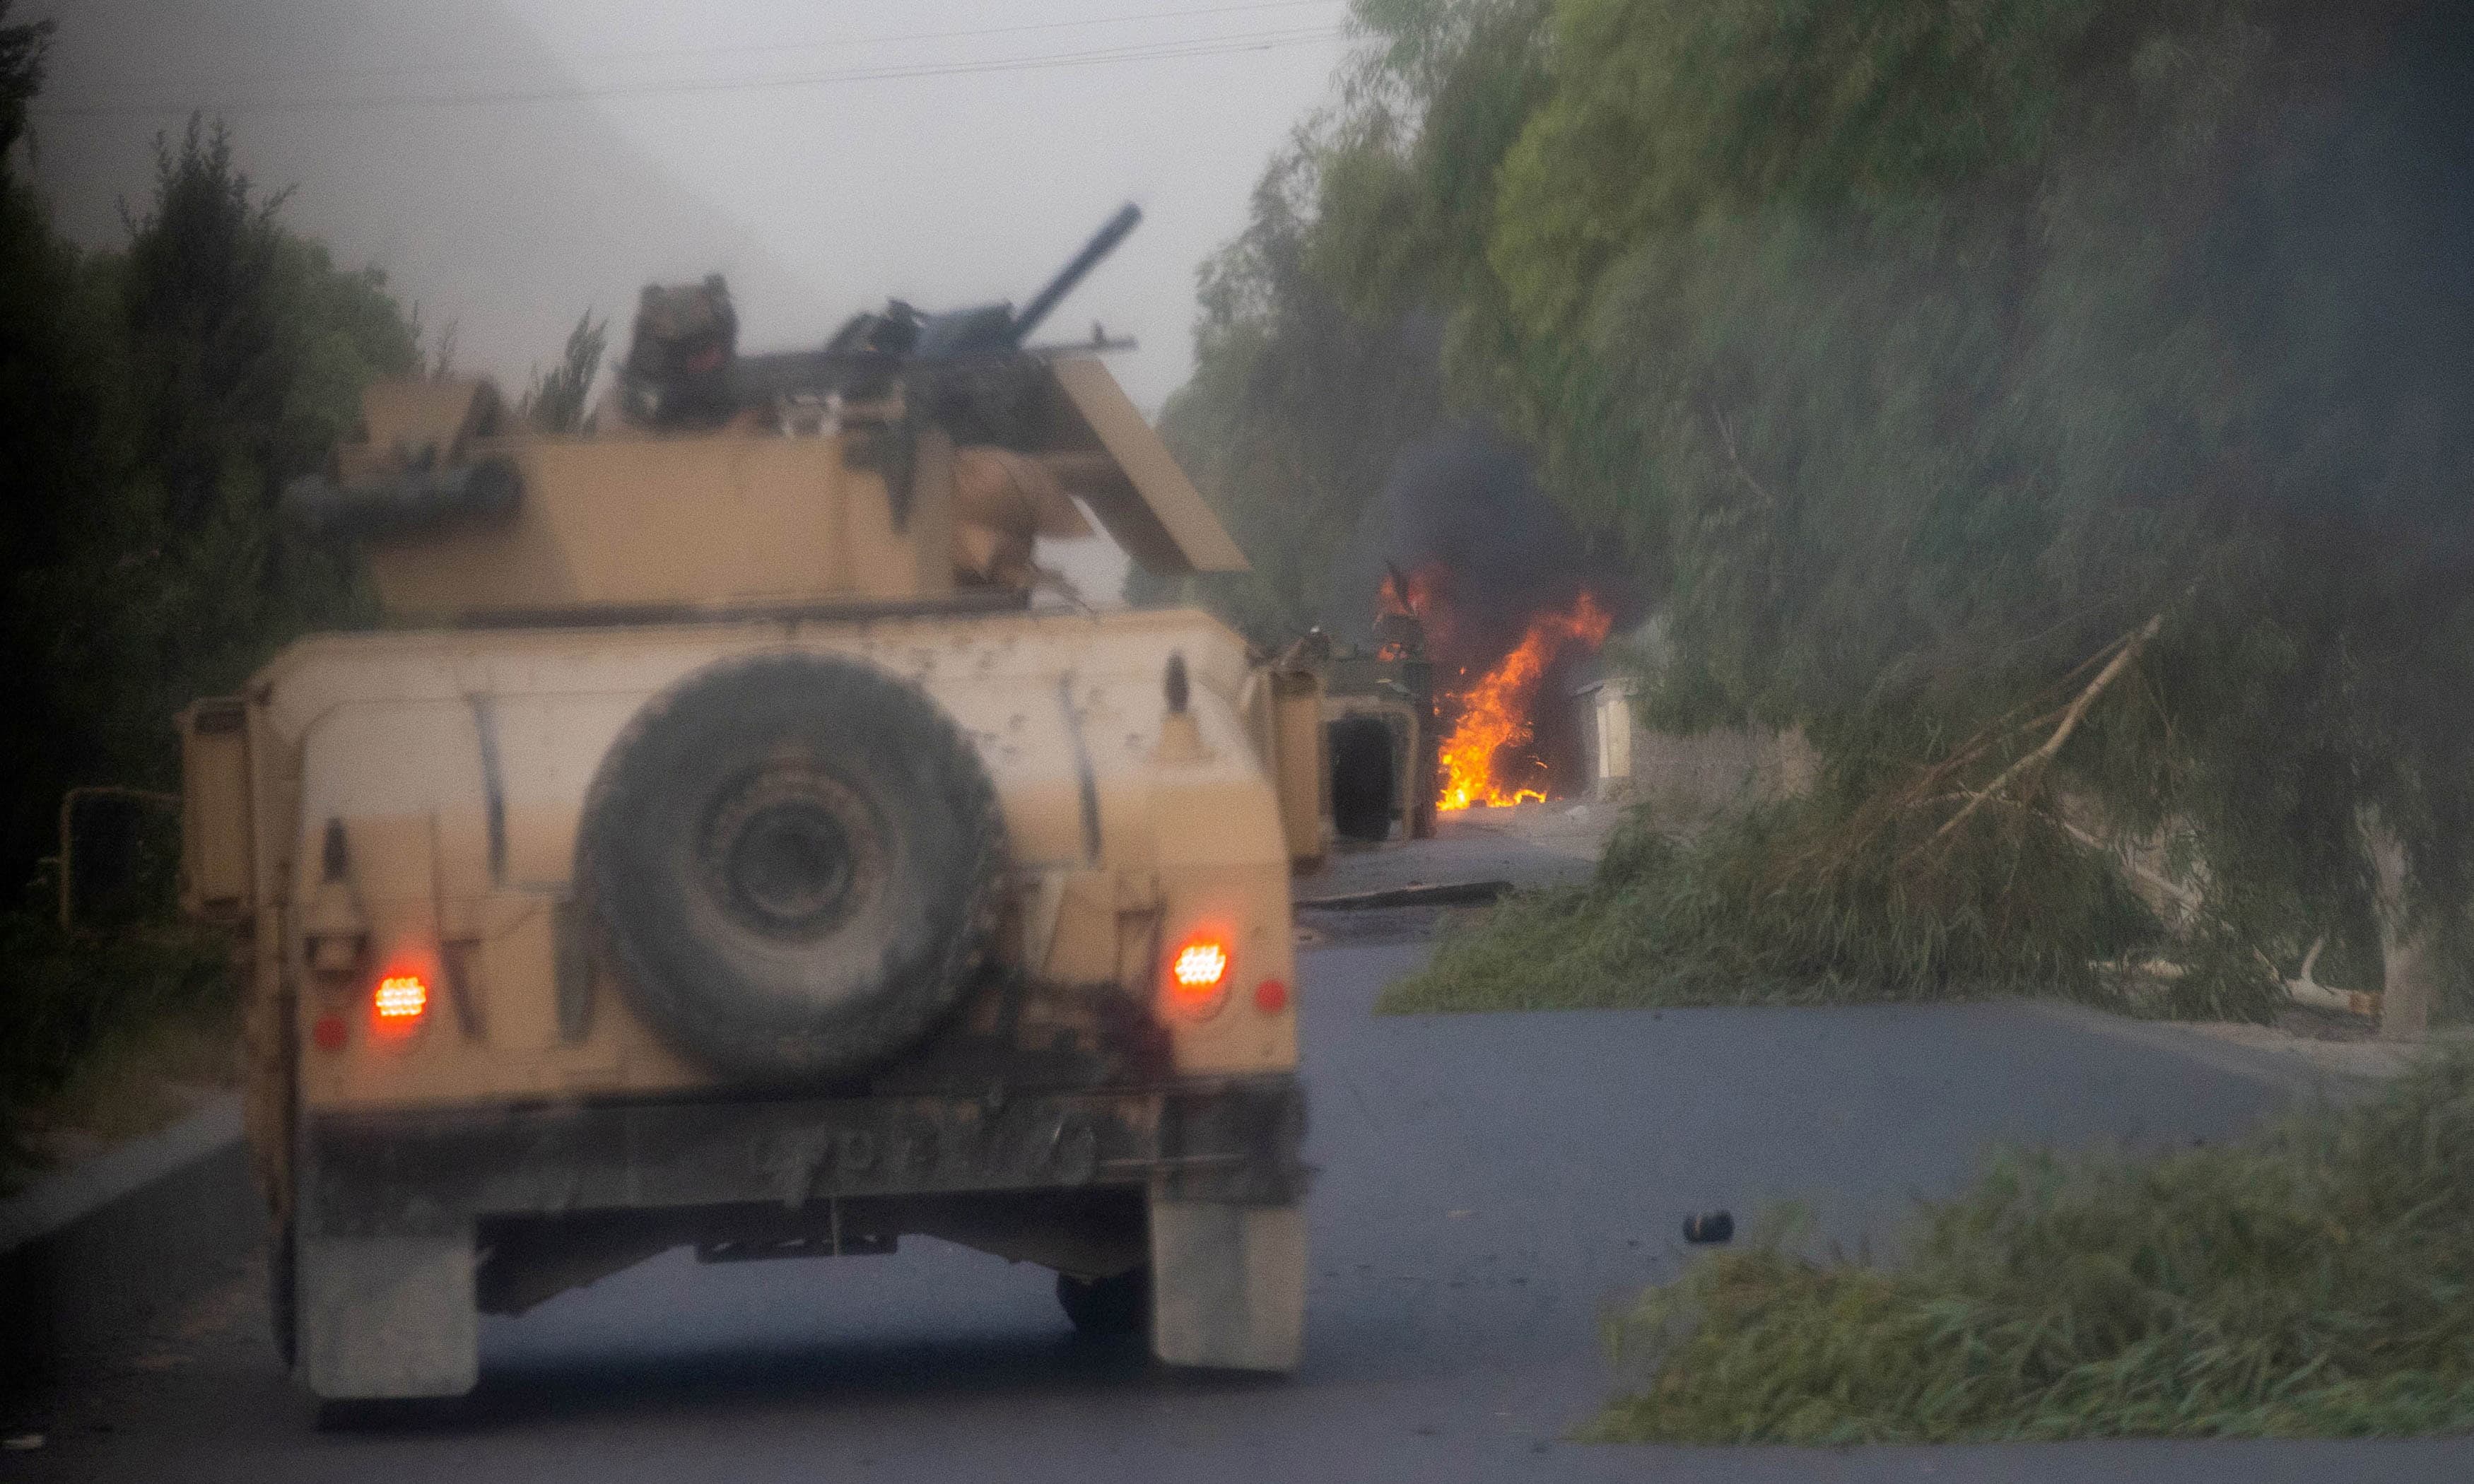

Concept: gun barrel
[[1008, 202, 1142, 347]]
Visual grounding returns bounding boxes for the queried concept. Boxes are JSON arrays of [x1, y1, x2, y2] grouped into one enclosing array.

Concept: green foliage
[[1291, 1, 2474, 1000], [0, 9, 108, 889], [1381, 789, 2183, 1013], [1141, 145, 1444, 640], [1, 38, 416, 1155], [522, 309, 607, 434], [1593, 1044, 2474, 1442], [1, 112, 416, 883], [0, 0, 45, 160], [0, 900, 237, 1186], [1313, 1, 1554, 321]]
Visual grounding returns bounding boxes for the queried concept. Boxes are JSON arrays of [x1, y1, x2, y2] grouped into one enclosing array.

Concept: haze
[[27, 0, 1346, 414]]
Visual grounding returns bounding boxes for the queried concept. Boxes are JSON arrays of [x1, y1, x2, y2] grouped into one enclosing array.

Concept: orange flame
[[1436, 591, 1612, 811]]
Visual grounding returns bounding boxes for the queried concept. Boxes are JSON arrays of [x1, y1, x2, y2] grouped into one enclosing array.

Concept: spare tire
[[579, 652, 1005, 1080]]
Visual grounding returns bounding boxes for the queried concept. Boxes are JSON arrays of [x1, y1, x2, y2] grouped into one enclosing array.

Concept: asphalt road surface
[[8, 941, 2469, 1482]]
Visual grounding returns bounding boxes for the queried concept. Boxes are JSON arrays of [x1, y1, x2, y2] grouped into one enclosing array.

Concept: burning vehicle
[[1431, 588, 1612, 813], [1316, 541, 1621, 844], [1311, 565, 1441, 845]]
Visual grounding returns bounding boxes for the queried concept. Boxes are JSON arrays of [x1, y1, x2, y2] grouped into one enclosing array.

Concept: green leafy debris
[[1274, 0, 2474, 1017], [1591, 1044, 2474, 1442], [1380, 784, 2219, 1013]]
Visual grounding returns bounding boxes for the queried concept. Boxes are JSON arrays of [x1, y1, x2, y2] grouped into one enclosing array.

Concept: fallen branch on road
[[1383, 607, 2287, 1024]]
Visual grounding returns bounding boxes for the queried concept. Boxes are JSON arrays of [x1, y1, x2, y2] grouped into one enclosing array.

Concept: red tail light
[[1167, 936, 1231, 1018], [373, 972, 429, 1032]]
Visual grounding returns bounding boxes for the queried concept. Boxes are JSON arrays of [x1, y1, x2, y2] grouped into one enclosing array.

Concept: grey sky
[[28, 0, 1352, 598], [28, 0, 1352, 412]]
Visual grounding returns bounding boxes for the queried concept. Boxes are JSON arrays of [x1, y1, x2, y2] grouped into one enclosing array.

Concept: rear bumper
[[298, 1075, 1306, 1237]]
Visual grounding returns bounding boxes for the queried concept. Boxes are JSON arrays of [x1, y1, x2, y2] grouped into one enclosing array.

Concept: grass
[[0, 905, 240, 1194], [1380, 795, 2283, 1020], [1590, 1043, 2474, 1442]]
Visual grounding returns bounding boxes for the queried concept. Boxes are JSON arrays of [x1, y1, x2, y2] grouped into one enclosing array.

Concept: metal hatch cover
[[1042, 357, 1250, 576]]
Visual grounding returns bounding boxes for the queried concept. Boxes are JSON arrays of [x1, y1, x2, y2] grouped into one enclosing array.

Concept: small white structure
[[1571, 623, 1815, 828], [1574, 673, 1638, 797]]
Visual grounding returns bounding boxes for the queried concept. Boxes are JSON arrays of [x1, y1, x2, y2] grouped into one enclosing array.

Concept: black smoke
[[1332, 425, 1639, 666], [1327, 424, 1644, 799]]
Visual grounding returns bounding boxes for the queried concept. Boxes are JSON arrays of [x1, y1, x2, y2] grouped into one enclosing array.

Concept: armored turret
[[286, 204, 1243, 623]]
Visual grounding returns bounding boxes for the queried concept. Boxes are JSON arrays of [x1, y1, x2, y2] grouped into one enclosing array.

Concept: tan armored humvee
[[176, 210, 1329, 1403]]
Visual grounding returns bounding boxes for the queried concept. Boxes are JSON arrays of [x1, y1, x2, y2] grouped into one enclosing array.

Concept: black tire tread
[[1057, 1266, 1151, 1338]]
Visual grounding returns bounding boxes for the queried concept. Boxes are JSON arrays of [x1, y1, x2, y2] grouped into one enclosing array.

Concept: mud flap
[[298, 1224, 478, 1398], [1147, 1198, 1303, 1372]]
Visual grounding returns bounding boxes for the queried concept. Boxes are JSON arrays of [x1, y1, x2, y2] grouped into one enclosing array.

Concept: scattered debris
[[1682, 1211, 1735, 1244], [4, 1433, 45, 1451], [1296, 879, 1515, 911]]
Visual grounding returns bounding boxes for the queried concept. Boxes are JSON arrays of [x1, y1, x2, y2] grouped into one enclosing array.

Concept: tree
[[1, 38, 426, 1151], [0, 102, 416, 888], [0, 1, 122, 887], [64, 122, 415, 781], [1233, 0, 2474, 1013], [1140, 141, 1446, 641], [522, 310, 607, 434], [0, 0, 45, 162]]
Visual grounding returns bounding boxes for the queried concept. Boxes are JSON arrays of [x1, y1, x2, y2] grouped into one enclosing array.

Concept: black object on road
[[1682, 1210, 1735, 1244]]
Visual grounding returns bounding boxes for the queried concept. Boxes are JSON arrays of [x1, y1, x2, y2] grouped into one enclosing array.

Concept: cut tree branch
[[1923, 613, 2164, 851], [1709, 404, 1778, 510]]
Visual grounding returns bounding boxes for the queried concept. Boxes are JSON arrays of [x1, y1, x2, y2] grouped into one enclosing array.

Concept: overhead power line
[[88, 0, 1349, 91], [37, 21, 1353, 120]]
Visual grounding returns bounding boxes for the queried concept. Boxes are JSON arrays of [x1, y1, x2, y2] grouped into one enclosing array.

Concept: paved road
[[1296, 804, 1609, 948], [8, 943, 2467, 1482]]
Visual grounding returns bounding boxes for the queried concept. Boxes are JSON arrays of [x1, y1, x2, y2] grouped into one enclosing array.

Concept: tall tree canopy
[[0, 44, 419, 888], [1142, 143, 1446, 643], [1183, 0, 2474, 1008]]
